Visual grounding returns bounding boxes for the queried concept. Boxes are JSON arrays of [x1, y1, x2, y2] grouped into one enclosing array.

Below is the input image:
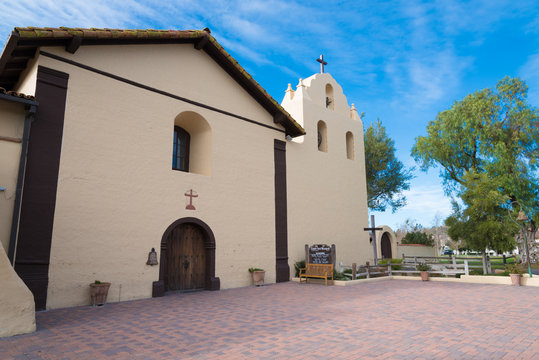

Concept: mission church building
[[0, 27, 376, 336]]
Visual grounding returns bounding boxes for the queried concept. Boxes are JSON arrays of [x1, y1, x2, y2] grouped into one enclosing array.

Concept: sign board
[[308, 244, 332, 264]]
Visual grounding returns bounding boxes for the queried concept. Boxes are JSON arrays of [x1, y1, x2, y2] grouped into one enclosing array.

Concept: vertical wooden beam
[[14, 66, 69, 310], [274, 139, 289, 282]]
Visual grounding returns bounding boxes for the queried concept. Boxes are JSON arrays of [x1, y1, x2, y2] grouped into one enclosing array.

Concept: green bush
[[505, 264, 524, 275], [333, 270, 349, 280], [294, 260, 305, 277], [402, 230, 435, 246], [378, 258, 402, 270], [416, 263, 431, 271]]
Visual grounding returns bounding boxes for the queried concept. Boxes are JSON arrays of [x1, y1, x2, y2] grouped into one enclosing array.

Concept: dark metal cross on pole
[[316, 54, 327, 73], [364, 215, 382, 266]]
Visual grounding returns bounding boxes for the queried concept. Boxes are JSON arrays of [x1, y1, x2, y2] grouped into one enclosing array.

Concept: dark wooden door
[[166, 223, 206, 291], [381, 233, 392, 259]]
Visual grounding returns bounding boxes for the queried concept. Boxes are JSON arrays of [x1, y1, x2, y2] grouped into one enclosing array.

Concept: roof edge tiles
[[0, 87, 35, 101], [0, 27, 304, 137]]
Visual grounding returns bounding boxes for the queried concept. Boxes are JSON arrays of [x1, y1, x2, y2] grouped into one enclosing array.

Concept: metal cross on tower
[[317, 54, 327, 73]]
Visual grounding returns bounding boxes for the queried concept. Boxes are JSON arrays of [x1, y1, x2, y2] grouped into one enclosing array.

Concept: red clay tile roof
[[15, 27, 206, 40], [0, 27, 304, 136], [0, 86, 35, 100]]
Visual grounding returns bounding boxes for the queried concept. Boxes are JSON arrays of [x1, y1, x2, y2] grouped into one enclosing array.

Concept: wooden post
[[366, 261, 370, 279], [414, 256, 417, 265], [305, 244, 309, 263], [402, 253, 405, 260], [482, 252, 487, 274], [331, 244, 336, 271], [388, 261, 392, 276], [487, 254, 492, 274], [370, 215, 378, 266], [452, 255, 457, 269], [503, 254, 507, 265], [339, 261, 343, 273], [352, 263, 357, 280], [464, 260, 469, 276]]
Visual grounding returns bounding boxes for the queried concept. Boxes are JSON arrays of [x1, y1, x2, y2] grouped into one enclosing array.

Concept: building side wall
[[396, 244, 437, 258], [14, 53, 39, 96], [0, 101, 36, 338], [30, 46, 282, 309], [0, 102, 25, 253]]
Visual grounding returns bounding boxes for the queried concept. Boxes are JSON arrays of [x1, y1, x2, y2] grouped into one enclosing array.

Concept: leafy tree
[[444, 173, 518, 252], [412, 77, 539, 253], [364, 119, 413, 212], [400, 222, 435, 246]]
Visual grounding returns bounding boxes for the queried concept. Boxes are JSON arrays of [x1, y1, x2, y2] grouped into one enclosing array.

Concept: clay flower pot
[[510, 274, 521, 286], [420, 271, 429, 281], [251, 271, 265, 286], [89, 282, 111, 306]]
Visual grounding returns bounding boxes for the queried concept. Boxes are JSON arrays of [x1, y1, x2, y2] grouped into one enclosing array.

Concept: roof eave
[[0, 27, 305, 137]]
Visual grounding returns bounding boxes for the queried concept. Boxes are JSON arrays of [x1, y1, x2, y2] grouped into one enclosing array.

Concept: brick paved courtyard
[[1, 279, 538, 359]]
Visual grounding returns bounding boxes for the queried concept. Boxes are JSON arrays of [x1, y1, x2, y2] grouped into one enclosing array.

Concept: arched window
[[346, 131, 354, 160], [173, 111, 212, 176], [325, 84, 334, 110], [317, 120, 328, 152], [173, 126, 190, 172]]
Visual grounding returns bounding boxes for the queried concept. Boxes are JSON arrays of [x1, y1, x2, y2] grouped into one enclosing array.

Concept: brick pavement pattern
[[1, 280, 538, 359]]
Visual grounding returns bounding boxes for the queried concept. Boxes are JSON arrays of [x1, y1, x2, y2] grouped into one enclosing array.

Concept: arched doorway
[[159, 218, 219, 291], [381, 232, 392, 259]]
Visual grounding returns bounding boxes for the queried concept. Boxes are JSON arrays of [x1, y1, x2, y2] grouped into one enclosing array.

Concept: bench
[[299, 263, 334, 286]]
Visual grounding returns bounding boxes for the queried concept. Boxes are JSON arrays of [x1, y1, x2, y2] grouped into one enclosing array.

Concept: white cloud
[[519, 52, 539, 107]]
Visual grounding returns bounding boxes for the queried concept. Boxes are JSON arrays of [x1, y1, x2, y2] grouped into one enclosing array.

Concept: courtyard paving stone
[[1, 280, 538, 359]]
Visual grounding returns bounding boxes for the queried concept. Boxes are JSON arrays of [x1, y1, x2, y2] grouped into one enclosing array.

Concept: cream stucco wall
[[283, 73, 370, 268], [7, 44, 374, 310], [14, 52, 38, 97], [374, 225, 398, 260], [396, 244, 437, 258], [0, 100, 35, 338], [0, 101, 25, 253], [0, 247, 35, 337], [24, 44, 287, 309]]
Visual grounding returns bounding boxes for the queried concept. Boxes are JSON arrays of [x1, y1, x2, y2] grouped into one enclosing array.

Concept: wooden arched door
[[381, 233, 392, 259], [165, 223, 206, 291]]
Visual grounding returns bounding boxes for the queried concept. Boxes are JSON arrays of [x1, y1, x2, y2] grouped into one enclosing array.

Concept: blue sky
[[1, 0, 538, 230]]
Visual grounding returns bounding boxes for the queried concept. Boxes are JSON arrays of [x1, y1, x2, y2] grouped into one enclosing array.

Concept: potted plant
[[505, 264, 524, 286], [248, 267, 265, 286], [417, 263, 431, 281], [89, 280, 111, 306]]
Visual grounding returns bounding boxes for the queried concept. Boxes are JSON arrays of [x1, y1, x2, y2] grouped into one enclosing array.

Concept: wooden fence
[[339, 259, 470, 279], [338, 254, 516, 280], [402, 254, 516, 274]]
